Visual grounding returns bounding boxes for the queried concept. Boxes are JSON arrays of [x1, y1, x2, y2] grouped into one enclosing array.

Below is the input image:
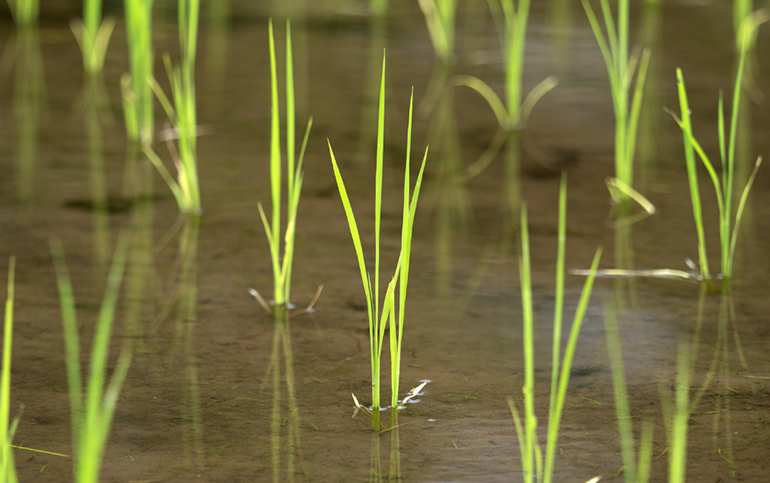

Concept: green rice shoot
[[582, 0, 650, 201], [510, 177, 602, 483], [50, 238, 131, 483], [122, 0, 155, 144], [257, 19, 313, 309], [143, 0, 202, 215], [1, 258, 18, 483], [328, 52, 428, 431], [5, 0, 39, 27], [71, 0, 115, 74], [418, 0, 458, 63], [669, 12, 765, 279], [454, 0, 557, 178]]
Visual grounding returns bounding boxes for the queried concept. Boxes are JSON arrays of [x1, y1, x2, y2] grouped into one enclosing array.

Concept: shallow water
[[1, 1, 770, 482]]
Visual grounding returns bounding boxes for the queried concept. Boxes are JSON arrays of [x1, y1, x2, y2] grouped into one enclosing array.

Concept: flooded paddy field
[[1, 1, 770, 481]]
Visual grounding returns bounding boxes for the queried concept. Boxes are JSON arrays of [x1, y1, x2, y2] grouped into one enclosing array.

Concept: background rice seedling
[[122, 0, 155, 145], [582, 0, 650, 203], [5, 0, 39, 26], [669, 11, 765, 280], [71, 0, 115, 74], [143, 0, 202, 216]]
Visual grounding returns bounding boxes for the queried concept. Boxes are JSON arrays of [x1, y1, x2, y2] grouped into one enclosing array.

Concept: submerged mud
[[1, 1, 770, 482]]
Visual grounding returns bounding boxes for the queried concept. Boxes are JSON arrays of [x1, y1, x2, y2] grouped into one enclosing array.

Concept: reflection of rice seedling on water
[[510, 175, 602, 483], [329, 53, 428, 431], [50, 237, 131, 483]]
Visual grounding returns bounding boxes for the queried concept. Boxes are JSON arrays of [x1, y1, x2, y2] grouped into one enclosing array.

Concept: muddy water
[[1, 1, 770, 482]]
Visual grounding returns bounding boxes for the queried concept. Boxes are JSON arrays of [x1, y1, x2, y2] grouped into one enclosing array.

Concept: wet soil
[[1, 1, 770, 482]]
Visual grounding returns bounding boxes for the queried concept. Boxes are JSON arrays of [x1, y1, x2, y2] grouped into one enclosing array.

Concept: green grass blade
[[80, 234, 130, 481], [545, 248, 602, 483], [727, 157, 762, 276], [49, 242, 83, 459], [637, 418, 654, 483], [268, 19, 282, 302], [674, 69, 710, 279], [328, 142, 375, 347], [1, 257, 16, 483], [374, 51, 386, 329], [519, 204, 535, 483], [286, 19, 295, 199], [454, 75, 509, 127], [625, 49, 650, 171]]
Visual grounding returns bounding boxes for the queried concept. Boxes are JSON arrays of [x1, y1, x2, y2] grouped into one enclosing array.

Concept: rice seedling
[[256, 19, 313, 312], [50, 236, 131, 483], [667, 12, 765, 280], [509, 176, 602, 483], [329, 53, 428, 431], [71, 0, 115, 74], [371, 0, 387, 17], [122, 0, 155, 145], [455, 0, 557, 179], [5, 0, 39, 27], [1, 258, 19, 483], [582, 0, 650, 202], [143, 0, 202, 216], [418, 0, 457, 64]]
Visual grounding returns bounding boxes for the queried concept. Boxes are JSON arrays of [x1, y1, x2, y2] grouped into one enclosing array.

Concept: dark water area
[[1, 1, 770, 482]]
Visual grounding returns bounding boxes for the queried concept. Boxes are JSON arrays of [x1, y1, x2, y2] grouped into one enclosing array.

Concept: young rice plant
[[509, 175, 602, 483], [328, 52, 428, 431]]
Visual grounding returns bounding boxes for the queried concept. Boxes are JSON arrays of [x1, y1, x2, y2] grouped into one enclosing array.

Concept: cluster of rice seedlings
[[582, 0, 650, 202], [510, 175, 602, 483], [143, 0, 202, 216], [418, 0, 458, 63], [329, 53, 428, 431], [5, 0, 39, 26], [256, 19, 313, 313], [122, 0, 155, 145], [1, 258, 18, 483], [455, 0, 557, 179], [71, 0, 115, 74], [50, 238, 131, 483], [668, 12, 765, 280]]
